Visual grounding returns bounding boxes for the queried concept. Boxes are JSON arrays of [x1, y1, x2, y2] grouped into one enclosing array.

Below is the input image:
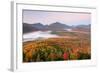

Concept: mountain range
[[23, 22, 90, 33]]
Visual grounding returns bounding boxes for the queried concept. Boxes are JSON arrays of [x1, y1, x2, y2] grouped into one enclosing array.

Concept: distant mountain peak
[[53, 22, 62, 24], [32, 23, 44, 25], [51, 22, 65, 25]]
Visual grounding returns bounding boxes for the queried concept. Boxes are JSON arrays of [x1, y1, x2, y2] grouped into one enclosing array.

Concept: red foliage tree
[[63, 52, 69, 60]]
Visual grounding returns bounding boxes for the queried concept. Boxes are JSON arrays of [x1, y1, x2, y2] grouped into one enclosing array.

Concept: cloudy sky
[[23, 10, 91, 26]]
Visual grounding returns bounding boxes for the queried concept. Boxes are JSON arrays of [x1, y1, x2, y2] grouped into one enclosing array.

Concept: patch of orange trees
[[23, 38, 91, 62]]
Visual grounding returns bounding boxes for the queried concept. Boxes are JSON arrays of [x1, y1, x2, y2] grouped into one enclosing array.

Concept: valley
[[23, 22, 91, 62]]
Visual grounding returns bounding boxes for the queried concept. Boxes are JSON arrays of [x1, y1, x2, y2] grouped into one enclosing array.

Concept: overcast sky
[[23, 10, 91, 26]]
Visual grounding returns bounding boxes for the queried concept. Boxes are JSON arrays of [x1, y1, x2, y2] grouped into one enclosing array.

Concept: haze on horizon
[[23, 10, 91, 26]]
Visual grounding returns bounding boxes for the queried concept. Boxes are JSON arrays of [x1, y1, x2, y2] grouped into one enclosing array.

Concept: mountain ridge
[[23, 22, 90, 33]]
